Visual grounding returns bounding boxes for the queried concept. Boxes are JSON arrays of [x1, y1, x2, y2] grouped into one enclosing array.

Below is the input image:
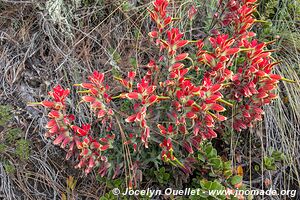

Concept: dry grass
[[0, 0, 152, 199], [236, 1, 300, 199]]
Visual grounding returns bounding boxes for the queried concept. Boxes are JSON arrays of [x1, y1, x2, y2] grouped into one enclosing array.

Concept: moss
[[15, 139, 30, 160], [6, 128, 22, 144], [4, 161, 15, 174], [0, 144, 6, 153], [0, 105, 13, 126]]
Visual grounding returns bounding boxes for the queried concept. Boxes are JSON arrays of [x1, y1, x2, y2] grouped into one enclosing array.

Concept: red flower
[[48, 85, 70, 105], [148, 0, 172, 31], [88, 71, 104, 85], [72, 124, 91, 137], [159, 28, 189, 56], [188, 5, 197, 21], [29, 0, 287, 178], [148, 31, 158, 38]]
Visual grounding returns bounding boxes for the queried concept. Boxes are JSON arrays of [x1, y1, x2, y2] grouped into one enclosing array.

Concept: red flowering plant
[[29, 0, 294, 191]]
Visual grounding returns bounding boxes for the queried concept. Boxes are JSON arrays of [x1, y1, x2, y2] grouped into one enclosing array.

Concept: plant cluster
[[0, 105, 30, 174], [29, 0, 292, 190]]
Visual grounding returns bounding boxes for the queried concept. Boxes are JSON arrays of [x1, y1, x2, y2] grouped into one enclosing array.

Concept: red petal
[[242, 110, 251, 118], [210, 103, 226, 112], [75, 140, 83, 149], [157, 124, 166, 134], [82, 148, 89, 156], [268, 93, 277, 99], [125, 92, 140, 99], [83, 137, 90, 145], [100, 138, 108, 143], [203, 53, 214, 64], [91, 101, 102, 109], [176, 91, 183, 100], [41, 101, 55, 108], [88, 157, 95, 168], [145, 86, 156, 95], [263, 84, 276, 90], [167, 125, 173, 133], [210, 84, 222, 93], [169, 63, 184, 71], [225, 48, 239, 56], [257, 92, 268, 99], [81, 83, 94, 89], [82, 123, 91, 131], [256, 70, 266, 77], [125, 114, 136, 122], [147, 95, 158, 105], [176, 40, 189, 48], [97, 110, 106, 118], [106, 134, 115, 140], [67, 114, 75, 121], [148, 31, 158, 38], [253, 107, 264, 115], [94, 71, 104, 83], [91, 141, 100, 149], [183, 141, 194, 154], [269, 74, 281, 80], [61, 137, 70, 149], [186, 111, 197, 119], [77, 129, 88, 137], [216, 114, 227, 121], [46, 119, 57, 128], [164, 16, 172, 26], [175, 53, 189, 61], [205, 114, 214, 127], [107, 109, 114, 115], [128, 71, 136, 79], [148, 9, 158, 22], [100, 144, 109, 151], [82, 96, 96, 102], [49, 125, 58, 134], [143, 127, 150, 139], [53, 134, 65, 145], [48, 110, 60, 118]]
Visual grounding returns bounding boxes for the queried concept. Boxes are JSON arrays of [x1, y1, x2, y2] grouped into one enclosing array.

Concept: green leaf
[[254, 165, 260, 172], [230, 175, 243, 185], [223, 161, 232, 170], [208, 157, 223, 169], [271, 151, 285, 161], [263, 157, 276, 170], [164, 173, 170, 180], [204, 144, 217, 158], [198, 154, 206, 162], [224, 170, 233, 178], [208, 172, 217, 177]]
